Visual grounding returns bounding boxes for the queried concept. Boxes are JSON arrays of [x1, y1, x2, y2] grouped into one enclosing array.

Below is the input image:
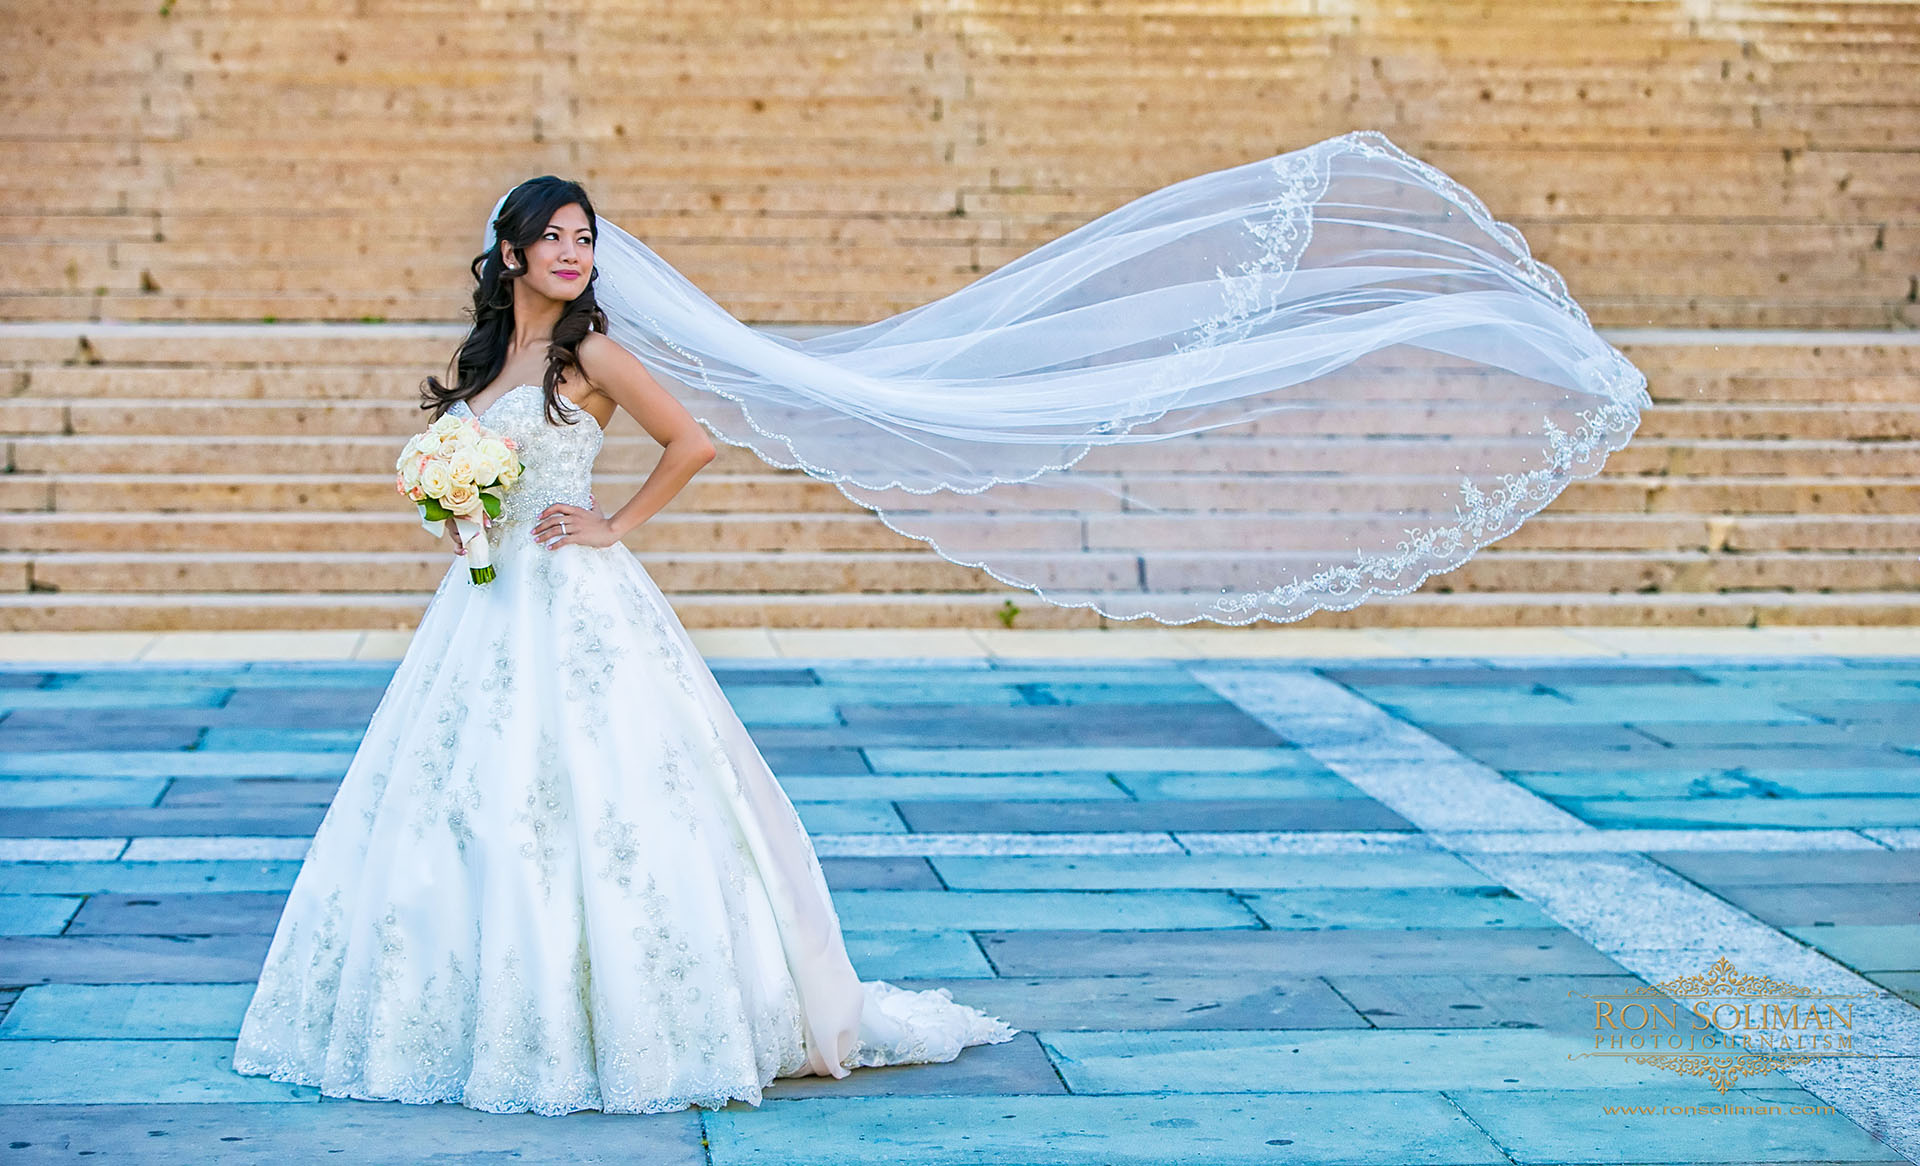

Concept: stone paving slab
[[1417, 722, 1672, 753], [1326, 973, 1655, 1030], [0, 688, 232, 711], [158, 778, 340, 808], [0, 935, 269, 984], [1114, 771, 1357, 798], [1650, 850, 1920, 886], [0, 1102, 709, 1166], [865, 745, 1305, 773], [830, 702, 1289, 746], [0, 751, 349, 779], [0, 861, 303, 895], [64, 892, 290, 935], [0, 808, 326, 838], [842, 931, 995, 979], [976, 928, 1628, 977], [1511, 768, 1920, 799], [702, 1093, 1510, 1165], [1458, 744, 1920, 772], [890, 974, 1367, 1031], [755, 746, 869, 775], [217, 687, 384, 727], [1873, 971, 1920, 1005], [1568, 795, 1920, 830], [831, 889, 1262, 931], [895, 796, 1413, 834], [1630, 719, 1919, 749], [0, 1039, 312, 1104], [1, 983, 256, 1039], [1704, 882, 1920, 926], [791, 800, 906, 833], [720, 686, 844, 726], [1241, 886, 1558, 930], [1448, 1085, 1909, 1164], [0, 725, 203, 752], [1359, 687, 1818, 726], [782, 773, 1130, 800], [1318, 665, 1713, 688], [1783, 924, 1920, 973], [2, 705, 227, 728], [757, 1032, 1064, 1099], [0, 778, 169, 808], [198, 728, 368, 752], [1041, 1028, 1747, 1093], [0, 895, 81, 937], [816, 856, 943, 891], [929, 852, 1491, 890]]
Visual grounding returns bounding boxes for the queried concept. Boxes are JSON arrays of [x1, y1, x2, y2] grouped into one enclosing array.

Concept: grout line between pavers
[[1191, 664, 1920, 1162]]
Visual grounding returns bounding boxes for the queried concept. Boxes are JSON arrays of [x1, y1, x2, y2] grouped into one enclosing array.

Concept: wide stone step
[[0, 472, 857, 515], [1, 588, 1915, 633], [4, 548, 1912, 597], [5, 472, 1916, 516], [0, 512, 931, 553], [7, 327, 1913, 368], [2, 511, 1915, 555], [10, 362, 1920, 406], [8, 397, 1915, 442], [12, 434, 1920, 477]]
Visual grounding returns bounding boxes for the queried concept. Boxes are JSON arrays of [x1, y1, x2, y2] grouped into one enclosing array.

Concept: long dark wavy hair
[[421, 175, 608, 426]]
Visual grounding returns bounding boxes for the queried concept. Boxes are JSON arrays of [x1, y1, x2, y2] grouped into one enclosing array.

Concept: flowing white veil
[[486, 130, 1650, 625]]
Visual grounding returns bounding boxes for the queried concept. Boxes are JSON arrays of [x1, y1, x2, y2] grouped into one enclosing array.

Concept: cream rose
[[475, 438, 510, 463], [417, 460, 453, 498], [441, 480, 480, 515], [445, 449, 482, 486]]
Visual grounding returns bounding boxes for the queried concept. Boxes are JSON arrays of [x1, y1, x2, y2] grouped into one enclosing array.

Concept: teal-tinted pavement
[[0, 656, 1916, 1164]]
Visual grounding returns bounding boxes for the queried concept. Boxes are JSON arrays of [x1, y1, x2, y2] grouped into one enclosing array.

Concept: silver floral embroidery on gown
[[231, 384, 1018, 1115]]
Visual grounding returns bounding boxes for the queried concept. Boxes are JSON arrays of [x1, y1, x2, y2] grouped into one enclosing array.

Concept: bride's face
[[508, 202, 594, 302]]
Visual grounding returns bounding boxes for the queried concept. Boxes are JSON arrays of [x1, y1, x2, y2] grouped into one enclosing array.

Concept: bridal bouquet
[[396, 415, 523, 584]]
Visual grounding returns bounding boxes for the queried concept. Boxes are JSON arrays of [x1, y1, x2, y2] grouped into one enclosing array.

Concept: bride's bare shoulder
[[573, 331, 668, 402], [574, 332, 628, 383]]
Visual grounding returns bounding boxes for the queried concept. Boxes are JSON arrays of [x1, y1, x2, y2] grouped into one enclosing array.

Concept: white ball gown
[[230, 382, 1018, 1116]]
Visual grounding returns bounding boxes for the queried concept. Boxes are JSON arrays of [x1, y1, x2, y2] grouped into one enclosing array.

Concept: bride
[[235, 136, 1645, 1115], [231, 186, 1019, 1116]]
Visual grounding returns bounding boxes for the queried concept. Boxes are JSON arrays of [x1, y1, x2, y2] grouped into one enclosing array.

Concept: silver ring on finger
[[559, 520, 567, 536]]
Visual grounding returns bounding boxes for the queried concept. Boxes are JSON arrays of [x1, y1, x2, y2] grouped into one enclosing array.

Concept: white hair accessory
[[481, 182, 523, 254]]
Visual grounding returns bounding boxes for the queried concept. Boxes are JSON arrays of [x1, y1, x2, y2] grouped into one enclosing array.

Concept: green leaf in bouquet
[[482, 492, 502, 519], [420, 498, 451, 522]]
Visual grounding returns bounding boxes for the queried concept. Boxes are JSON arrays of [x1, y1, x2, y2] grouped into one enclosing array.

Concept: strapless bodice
[[452, 384, 603, 525]]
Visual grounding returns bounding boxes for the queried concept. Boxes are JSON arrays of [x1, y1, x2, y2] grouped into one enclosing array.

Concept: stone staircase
[[4, 0, 1918, 329], [1, 323, 1915, 630]]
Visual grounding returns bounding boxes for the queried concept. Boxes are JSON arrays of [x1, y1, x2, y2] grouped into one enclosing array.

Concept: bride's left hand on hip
[[533, 503, 618, 550]]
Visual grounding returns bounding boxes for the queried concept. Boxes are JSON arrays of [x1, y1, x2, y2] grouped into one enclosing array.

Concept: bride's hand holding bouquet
[[396, 414, 523, 583]]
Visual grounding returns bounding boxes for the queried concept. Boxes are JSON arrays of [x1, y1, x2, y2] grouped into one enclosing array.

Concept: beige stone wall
[[3, 0, 1917, 326]]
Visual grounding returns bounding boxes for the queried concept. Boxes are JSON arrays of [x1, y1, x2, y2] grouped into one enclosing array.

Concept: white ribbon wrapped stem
[[452, 513, 492, 582]]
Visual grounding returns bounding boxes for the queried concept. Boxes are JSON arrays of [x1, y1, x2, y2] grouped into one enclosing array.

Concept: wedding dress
[[231, 382, 1017, 1115]]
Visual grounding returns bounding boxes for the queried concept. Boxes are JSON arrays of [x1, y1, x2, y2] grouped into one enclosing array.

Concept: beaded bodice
[[452, 384, 603, 525]]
